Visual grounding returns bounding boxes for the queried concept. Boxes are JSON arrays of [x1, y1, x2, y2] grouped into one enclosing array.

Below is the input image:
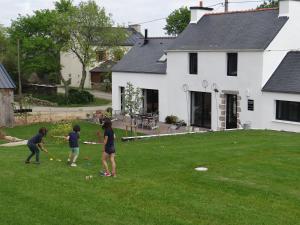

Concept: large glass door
[[226, 94, 237, 129], [191, 92, 211, 129], [143, 89, 159, 114]]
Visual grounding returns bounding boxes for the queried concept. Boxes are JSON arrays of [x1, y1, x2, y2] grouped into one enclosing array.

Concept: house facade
[[0, 64, 16, 127], [112, 0, 300, 132], [60, 25, 143, 89]]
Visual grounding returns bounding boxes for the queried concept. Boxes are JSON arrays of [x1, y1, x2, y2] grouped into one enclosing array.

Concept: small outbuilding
[[0, 64, 16, 127]]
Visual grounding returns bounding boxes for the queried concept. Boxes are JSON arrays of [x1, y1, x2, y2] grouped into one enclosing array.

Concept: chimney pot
[[143, 29, 149, 45]]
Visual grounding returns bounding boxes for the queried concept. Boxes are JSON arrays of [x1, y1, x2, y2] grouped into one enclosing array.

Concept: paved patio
[[112, 120, 208, 136]]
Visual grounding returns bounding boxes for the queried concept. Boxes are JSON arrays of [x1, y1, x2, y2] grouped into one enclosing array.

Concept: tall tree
[[0, 25, 19, 91], [257, 0, 279, 9], [9, 10, 61, 83], [164, 7, 190, 36], [63, 0, 127, 90], [8, 1, 75, 97]]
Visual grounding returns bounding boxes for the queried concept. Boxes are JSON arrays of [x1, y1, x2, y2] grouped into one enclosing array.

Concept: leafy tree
[[63, 0, 127, 90], [164, 7, 190, 36], [9, 10, 61, 83], [8, 0, 75, 98], [0, 25, 18, 87], [124, 82, 143, 133], [257, 0, 279, 9], [112, 47, 126, 61]]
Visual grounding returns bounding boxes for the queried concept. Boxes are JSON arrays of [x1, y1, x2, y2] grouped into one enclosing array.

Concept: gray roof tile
[[0, 64, 16, 89], [112, 37, 175, 74], [168, 9, 288, 51], [263, 51, 300, 94]]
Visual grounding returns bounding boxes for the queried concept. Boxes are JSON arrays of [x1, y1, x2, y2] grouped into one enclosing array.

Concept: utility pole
[[17, 39, 22, 99], [225, 0, 229, 12]]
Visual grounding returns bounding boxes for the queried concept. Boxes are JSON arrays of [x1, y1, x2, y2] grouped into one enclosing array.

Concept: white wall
[[60, 51, 91, 88], [166, 51, 264, 130], [112, 72, 168, 121], [60, 46, 132, 89], [263, 4, 300, 86], [262, 92, 300, 132]]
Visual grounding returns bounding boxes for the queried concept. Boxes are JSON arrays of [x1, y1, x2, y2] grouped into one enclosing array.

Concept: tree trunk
[[59, 71, 71, 99], [79, 64, 87, 90]]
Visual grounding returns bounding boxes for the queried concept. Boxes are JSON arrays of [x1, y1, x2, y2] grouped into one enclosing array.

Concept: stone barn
[[0, 64, 16, 127]]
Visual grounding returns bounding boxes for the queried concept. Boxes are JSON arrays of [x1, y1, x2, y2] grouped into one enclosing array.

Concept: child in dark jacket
[[25, 127, 48, 164], [101, 119, 116, 177], [66, 125, 80, 167]]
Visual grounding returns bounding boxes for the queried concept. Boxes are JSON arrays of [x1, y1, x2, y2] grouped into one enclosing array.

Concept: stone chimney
[[190, 1, 214, 24], [129, 24, 141, 33], [279, 0, 300, 19]]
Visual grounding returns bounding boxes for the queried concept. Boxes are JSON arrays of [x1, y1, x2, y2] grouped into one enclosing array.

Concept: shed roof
[[0, 64, 16, 89]]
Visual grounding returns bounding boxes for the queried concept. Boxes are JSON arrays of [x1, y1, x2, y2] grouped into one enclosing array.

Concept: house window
[[227, 53, 238, 76], [276, 100, 300, 122], [96, 50, 108, 62], [189, 53, 198, 75], [248, 99, 254, 111]]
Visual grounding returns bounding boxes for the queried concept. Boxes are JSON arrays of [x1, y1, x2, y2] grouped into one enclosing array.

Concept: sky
[[0, 0, 263, 36]]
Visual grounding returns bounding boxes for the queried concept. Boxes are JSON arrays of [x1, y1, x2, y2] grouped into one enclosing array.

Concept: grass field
[[0, 122, 299, 225]]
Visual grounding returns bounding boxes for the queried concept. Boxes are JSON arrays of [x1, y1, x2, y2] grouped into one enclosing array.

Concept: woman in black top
[[101, 119, 116, 177]]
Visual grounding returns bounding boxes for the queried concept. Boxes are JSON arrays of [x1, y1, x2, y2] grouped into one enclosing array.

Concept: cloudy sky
[[0, 0, 263, 36]]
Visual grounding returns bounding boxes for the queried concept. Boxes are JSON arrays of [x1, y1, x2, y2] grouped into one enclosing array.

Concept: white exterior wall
[[112, 72, 168, 121], [263, 4, 300, 86], [61, 51, 92, 88], [262, 92, 300, 132], [260, 4, 300, 132], [166, 51, 264, 130], [61, 46, 132, 89]]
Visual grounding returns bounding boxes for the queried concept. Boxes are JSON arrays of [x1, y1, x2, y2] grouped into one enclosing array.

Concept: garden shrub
[[68, 89, 94, 104], [165, 115, 178, 124]]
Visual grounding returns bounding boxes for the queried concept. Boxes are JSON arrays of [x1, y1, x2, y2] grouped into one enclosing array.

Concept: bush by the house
[[165, 115, 178, 124], [68, 89, 94, 104]]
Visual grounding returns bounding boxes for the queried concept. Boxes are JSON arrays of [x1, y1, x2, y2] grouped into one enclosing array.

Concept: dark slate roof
[[263, 52, 300, 94], [0, 64, 16, 89], [90, 60, 117, 73], [123, 28, 144, 46], [94, 27, 143, 47], [112, 37, 175, 74], [168, 9, 288, 51]]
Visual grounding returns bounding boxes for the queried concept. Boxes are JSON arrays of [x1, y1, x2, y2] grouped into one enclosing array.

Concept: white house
[[60, 25, 143, 89], [112, 0, 300, 132]]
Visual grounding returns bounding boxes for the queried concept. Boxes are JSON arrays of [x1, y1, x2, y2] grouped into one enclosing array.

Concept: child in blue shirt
[[25, 127, 48, 164], [66, 125, 80, 167]]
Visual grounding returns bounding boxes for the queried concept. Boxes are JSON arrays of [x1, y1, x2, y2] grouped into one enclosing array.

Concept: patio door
[[191, 92, 211, 129], [143, 89, 159, 114], [226, 94, 237, 129]]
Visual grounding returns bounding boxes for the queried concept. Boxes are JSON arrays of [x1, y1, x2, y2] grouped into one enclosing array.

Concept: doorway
[[191, 92, 211, 129], [226, 94, 238, 129]]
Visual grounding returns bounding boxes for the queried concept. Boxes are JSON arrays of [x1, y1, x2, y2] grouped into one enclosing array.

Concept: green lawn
[[0, 122, 300, 225]]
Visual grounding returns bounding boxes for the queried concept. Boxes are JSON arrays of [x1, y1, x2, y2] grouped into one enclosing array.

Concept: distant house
[[60, 25, 143, 89], [0, 64, 16, 127], [112, 0, 300, 133]]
